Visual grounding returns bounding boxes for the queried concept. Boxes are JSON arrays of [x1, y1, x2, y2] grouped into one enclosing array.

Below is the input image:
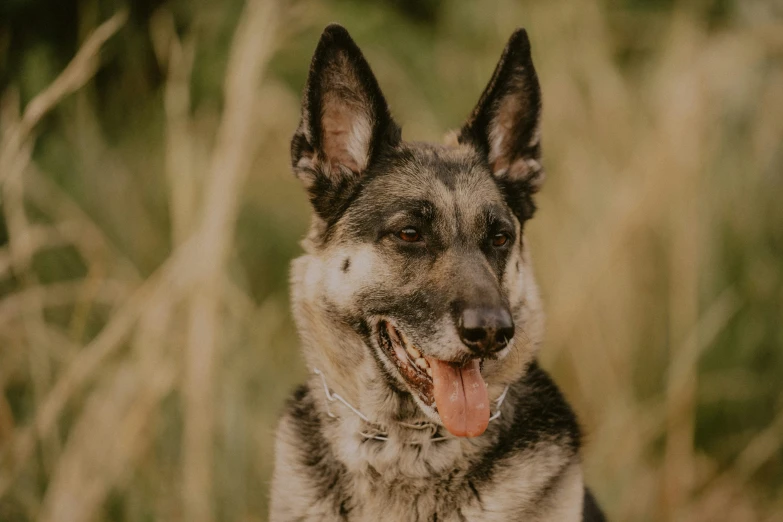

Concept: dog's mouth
[[377, 320, 490, 438]]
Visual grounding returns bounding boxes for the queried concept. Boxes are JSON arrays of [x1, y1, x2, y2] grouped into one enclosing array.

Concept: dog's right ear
[[291, 24, 400, 222]]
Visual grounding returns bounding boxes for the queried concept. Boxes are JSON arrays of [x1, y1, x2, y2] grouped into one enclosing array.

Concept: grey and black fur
[[271, 24, 606, 521]]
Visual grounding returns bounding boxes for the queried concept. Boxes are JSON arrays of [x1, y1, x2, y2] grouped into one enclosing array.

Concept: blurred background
[[1, 0, 782, 520]]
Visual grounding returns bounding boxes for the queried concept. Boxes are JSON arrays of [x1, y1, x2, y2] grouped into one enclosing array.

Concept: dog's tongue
[[427, 357, 489, 437]]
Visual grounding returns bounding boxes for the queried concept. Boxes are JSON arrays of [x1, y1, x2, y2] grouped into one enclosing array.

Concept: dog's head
[[290, 25, 545, 438]]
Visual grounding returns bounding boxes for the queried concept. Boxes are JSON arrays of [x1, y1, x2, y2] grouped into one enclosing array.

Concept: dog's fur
[[270, 25, 606, 521]]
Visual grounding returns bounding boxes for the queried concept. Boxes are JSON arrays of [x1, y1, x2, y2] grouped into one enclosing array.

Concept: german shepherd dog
[[271, 24, 606, 521]]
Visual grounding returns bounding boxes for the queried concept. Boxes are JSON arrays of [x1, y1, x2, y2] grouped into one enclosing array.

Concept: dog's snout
[[457, 307, 514, 356]]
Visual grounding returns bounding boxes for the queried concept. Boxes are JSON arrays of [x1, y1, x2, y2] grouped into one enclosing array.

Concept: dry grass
[[1, 0, 782, 521]]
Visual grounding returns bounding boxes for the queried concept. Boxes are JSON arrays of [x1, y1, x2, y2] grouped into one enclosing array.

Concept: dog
[[270, 24, 606, 521]]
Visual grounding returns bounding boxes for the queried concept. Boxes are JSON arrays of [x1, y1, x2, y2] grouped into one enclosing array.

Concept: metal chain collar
[[313, 368, 510, 445]]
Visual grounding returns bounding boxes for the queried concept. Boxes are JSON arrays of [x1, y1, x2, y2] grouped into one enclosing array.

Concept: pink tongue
[[428, 358, 489, 437]]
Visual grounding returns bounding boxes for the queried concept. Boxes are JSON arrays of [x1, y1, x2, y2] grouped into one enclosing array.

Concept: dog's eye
[[492, 232, 509, 247], [397, 227, 421, 242]]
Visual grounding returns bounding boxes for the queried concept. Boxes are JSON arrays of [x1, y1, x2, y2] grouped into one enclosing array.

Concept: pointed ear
[[291, 24, 400, 221], [458, 29, 544, 220]]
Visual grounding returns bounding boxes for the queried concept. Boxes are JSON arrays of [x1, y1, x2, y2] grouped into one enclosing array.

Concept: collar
[[313, 367, 510, 445]]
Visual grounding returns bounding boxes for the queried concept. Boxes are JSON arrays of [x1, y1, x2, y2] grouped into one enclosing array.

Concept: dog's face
[[290, 25, 545, 438]]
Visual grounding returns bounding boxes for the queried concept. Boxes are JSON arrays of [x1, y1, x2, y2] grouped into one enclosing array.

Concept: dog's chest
[[328, 439, 474, 519], [340, 458, 582, 522], [331, 434, 583, 521], [346, 471, 479, 521]]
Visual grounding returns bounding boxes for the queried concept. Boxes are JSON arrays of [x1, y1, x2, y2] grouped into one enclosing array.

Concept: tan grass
[[179, 2, 279, 521]]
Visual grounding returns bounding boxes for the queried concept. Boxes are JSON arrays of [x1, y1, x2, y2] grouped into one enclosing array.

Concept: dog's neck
[[306, 364, 513, 481], [312, 366, 510, 443], [311, 367, 452, 443]]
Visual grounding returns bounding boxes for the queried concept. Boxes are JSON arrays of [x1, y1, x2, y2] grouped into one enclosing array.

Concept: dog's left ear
[[291, 24, 400, 222], [458, 29, 543, 221]]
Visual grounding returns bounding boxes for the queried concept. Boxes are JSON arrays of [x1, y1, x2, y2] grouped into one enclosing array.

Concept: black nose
[[457, 307, 515, 356]]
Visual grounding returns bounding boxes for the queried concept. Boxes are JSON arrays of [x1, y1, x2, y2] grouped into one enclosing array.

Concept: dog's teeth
[[415, 358, 428, 370], [406, 345, 421, 359], [426, 367, 433, 377]]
